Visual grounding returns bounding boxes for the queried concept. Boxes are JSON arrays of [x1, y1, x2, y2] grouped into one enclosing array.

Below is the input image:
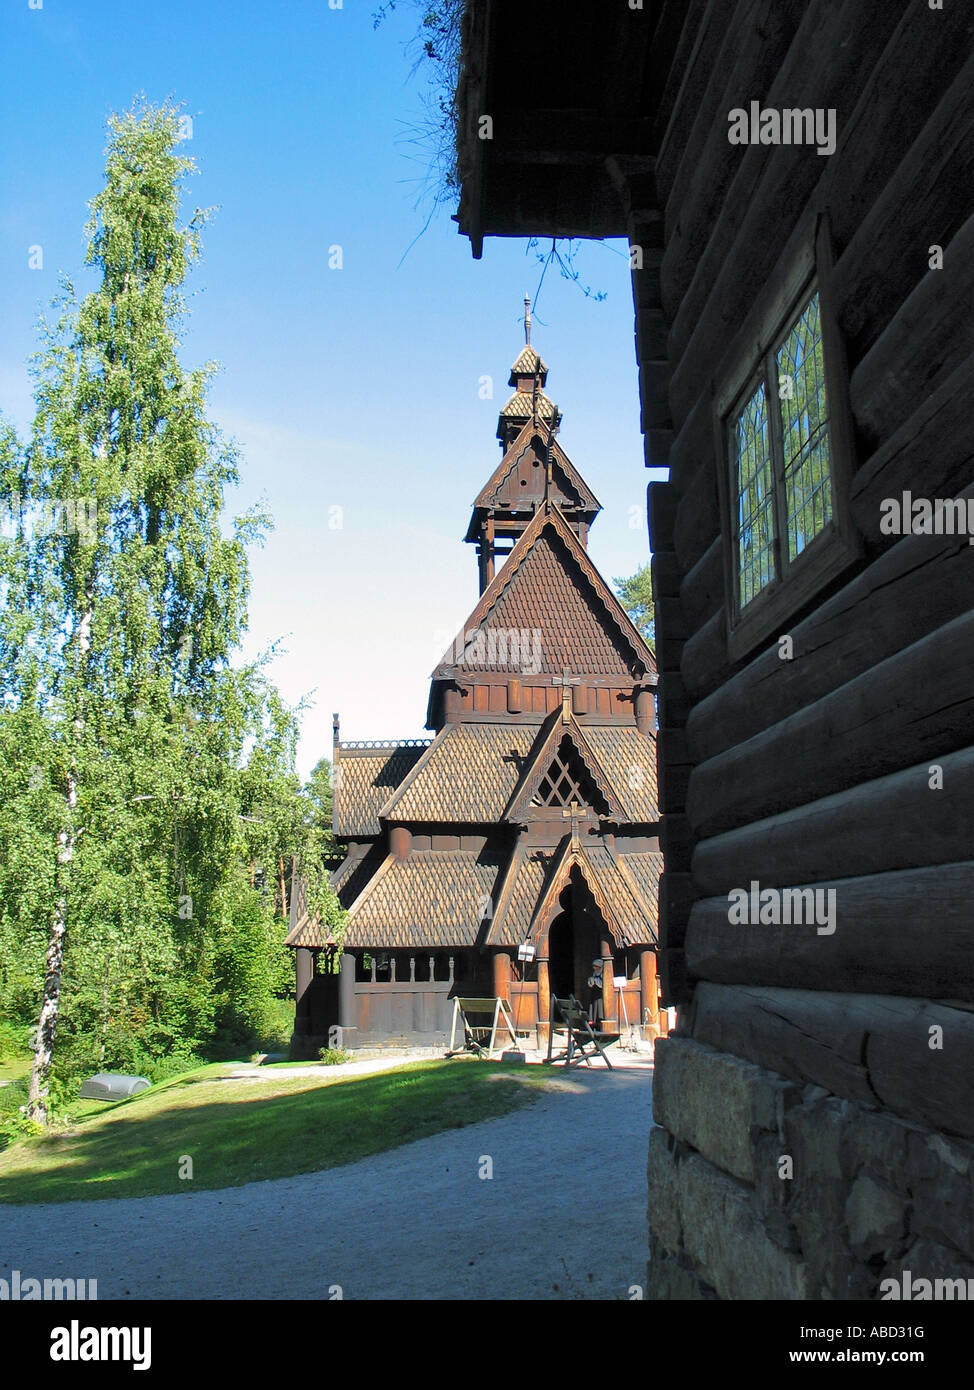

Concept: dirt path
[[1, 1067, 653, 1300]]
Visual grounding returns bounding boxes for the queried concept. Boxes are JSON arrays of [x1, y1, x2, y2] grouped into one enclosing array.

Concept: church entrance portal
[[546, 899, 602, 1002]]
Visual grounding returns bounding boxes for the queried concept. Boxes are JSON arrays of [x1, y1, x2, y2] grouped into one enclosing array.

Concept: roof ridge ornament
[[524, 294, 531, 345]]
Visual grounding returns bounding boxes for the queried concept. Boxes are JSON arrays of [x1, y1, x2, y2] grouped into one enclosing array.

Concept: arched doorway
[[546, 891, 603, 1002], [548, 913, 574, 998]]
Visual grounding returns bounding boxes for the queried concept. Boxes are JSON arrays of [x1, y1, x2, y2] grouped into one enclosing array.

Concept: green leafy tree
[[18, 100, 270, 1119], [614, 562, 655, 649]]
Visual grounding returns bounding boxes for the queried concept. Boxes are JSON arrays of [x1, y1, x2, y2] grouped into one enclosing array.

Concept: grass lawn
[[0, 1055, 30, 1085], [0, 1058, 547, 1205]]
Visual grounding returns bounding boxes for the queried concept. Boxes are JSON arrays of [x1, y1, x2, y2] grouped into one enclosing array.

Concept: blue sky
[[0, 0, 653, 779]]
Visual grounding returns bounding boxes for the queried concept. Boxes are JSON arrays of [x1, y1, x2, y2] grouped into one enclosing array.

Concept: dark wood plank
[[685, 863, 974, 1001], [692, 982, 974, 1140]]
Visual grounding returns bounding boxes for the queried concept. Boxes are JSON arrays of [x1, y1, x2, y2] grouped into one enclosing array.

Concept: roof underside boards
[[437, 514, 648, 679], [380, 722, 538, 823], [342, 847, 505, 949], [334, 743, 430, 836]]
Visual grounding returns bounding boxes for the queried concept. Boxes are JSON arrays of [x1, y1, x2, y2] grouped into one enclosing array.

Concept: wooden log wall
[[627, 1, 974, 1286]]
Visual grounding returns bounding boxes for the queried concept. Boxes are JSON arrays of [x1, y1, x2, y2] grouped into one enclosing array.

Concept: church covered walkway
[[3, 1068, 652, 1300]]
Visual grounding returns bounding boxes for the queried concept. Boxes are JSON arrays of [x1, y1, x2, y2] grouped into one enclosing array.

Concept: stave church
[[287, 307, 663, 1055]]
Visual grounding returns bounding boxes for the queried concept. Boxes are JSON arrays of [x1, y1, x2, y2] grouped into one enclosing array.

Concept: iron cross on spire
[[551, 667, 581, 723]]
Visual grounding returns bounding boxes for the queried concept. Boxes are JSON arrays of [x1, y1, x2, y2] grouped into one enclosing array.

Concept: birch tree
[[24, 100, 263, 1119]]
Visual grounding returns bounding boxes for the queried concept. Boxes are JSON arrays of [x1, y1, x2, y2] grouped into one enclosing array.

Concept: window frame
[[713, 213, 861, 662]]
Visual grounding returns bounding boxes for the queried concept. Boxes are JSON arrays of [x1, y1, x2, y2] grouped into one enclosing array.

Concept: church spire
[[464, 312, 602, 594]]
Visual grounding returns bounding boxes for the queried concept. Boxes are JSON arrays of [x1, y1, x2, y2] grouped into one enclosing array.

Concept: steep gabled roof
[[340, 847, 504, 949], [582, 725, 659, 822], [485, 833, 659, 948], [503, 709, 626, 822], [468, 417, 600, 524], [434, 503, 656, 680], [333, 741, 431, 836], [380, 722, 537, 823]]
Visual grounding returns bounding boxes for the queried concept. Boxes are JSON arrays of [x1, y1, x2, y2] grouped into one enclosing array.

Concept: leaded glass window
[[728, 288, 834, 612], [777, 293, 832, 561], [731, 380, 775, 608]]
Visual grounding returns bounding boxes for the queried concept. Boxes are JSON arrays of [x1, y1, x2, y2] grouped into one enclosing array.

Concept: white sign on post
[[517, 943, 536, 962]]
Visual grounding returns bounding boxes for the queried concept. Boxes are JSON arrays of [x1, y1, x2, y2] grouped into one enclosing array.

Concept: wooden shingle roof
[[435, 504, 654, 681], [583, 725, 659, 821], [333, 742, 431, 836], [380, 723, 537, 823], [486, 835, 659, 948], [341, 848, 504, 948], [498, 389, 556, 423], [509, 345, 548, 382]]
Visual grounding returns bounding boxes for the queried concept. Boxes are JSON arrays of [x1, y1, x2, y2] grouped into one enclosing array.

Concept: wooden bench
[[545, 994, 615, 1069]]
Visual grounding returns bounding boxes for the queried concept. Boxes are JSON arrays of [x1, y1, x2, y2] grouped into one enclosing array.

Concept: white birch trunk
[[27, 592, 91, 1124]]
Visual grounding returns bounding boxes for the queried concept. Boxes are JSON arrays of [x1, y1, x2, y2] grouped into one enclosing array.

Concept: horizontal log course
[[652, 548, 684, 600], [684, 861, 974, 1002], [850, 211, 974, 449], [692, 746, 974, 895], [660, 812, 695, 876], [673, 461, 720, 574], [850, 359, 974, 544], [657, 726, 692, 812], [667, 0, 912, 422], [657, 671, 691, 729], [680, 538, 724, 635], [660, 947, 690, 1007], [833, 48, 974, 357], [660, 870, 696, 949], [691, 982, 974, 1141], [666, 391, 715, 498], [681, 609, 735, 703], [639, 359, 672, 432], [656, 596, 692, 642], [652, 0, 715, 178], [686, 609, 974, 837], [648, 479, 678, 550], [659, 0, 808, 320], [686, 508, 974, 763]]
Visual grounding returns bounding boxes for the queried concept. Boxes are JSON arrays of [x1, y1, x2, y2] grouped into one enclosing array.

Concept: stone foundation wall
[[648, 1036, 974, 1300]]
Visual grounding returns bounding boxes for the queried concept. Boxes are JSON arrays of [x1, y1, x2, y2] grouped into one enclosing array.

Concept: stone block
[[653, 1035, 799, 1183], [907, 1128, 974, 1256], [645, 1232, 718, 1301], [676, 1151, 809, 1300], [844, 1170, 907, 1260], [647, 1125, 683, 1254]]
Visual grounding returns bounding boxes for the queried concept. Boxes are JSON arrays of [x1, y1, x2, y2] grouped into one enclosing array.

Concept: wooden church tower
[[288, 308, 663, 1055]]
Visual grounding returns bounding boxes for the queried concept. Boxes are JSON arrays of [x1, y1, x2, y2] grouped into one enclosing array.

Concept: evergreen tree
[[614, 562, 655, 648]]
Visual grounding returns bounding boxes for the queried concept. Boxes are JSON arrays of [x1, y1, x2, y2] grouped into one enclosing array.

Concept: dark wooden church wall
[[634, 0, 974, 1296]]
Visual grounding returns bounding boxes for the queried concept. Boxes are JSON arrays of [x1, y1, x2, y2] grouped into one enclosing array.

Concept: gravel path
[[1, 1067, 653, 1300]]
